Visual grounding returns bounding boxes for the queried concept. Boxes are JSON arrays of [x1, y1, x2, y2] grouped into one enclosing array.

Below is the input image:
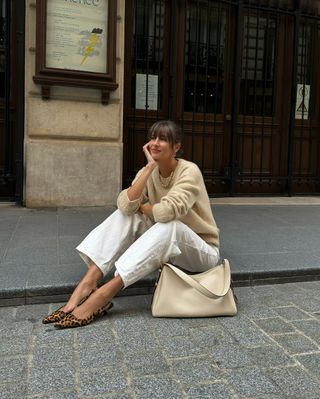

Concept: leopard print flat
[[42, 290, 96, 324], [42, 307, 69, 324], [54, 302, 114, 329]]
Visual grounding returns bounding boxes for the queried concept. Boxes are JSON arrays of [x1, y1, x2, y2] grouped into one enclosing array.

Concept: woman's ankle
[[61, 303, 76, 313], [64, 284, 97, 313]]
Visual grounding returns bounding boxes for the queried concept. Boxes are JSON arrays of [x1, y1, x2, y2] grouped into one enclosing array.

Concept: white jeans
[[76, 209, 220, 288]]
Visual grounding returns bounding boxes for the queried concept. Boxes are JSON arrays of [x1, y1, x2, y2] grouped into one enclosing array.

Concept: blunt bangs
[[148, 120, 182, 147]]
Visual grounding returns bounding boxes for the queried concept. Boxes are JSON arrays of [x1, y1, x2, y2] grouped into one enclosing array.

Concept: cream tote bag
[[151, 259, 238, 318]]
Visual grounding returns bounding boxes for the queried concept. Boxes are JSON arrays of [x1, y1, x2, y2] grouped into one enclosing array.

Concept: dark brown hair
[[148, 120, 183, 149]]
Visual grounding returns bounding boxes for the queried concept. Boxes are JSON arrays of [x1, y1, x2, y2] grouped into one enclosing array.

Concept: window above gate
[[131, 0, 165, 111], [184, 2, 227, 114], [240, 14, 277, 117]]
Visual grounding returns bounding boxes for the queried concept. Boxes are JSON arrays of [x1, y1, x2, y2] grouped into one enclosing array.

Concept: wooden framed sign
[[33, 0, 118, 104]]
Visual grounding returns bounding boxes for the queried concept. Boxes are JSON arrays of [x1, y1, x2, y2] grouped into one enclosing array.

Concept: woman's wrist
[[140, 202, 153, 217], [145, 162, 157, 172]]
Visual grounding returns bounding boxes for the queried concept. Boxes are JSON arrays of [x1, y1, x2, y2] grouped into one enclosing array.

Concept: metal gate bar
[[230, 0, 243, 194], [3, 0, 11, 176], [200, 0, 210, 172], [15, 0, 25, 204], [213, 0, 223, 178], [287, 1, 300, 194]]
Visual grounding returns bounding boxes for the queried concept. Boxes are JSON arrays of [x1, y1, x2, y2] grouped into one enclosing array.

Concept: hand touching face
[[142, 141, 157, 166]]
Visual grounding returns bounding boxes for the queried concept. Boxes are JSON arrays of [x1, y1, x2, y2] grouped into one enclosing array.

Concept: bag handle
[[163, 259, 231, 299]]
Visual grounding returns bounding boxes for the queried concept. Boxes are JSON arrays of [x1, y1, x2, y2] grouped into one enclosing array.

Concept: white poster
[[135, 74, 158, 110], [46, 0, 108, 73], [295, 84, 310, 120]]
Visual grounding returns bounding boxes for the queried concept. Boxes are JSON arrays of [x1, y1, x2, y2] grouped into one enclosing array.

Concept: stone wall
[[24, 0, 125, 207]]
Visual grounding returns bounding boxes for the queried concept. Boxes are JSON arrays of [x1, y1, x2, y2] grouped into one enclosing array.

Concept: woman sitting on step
[[42, 120, 220, 329]]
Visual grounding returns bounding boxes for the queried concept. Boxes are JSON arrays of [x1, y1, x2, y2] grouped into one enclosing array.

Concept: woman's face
[[149, 135, 180, 163]]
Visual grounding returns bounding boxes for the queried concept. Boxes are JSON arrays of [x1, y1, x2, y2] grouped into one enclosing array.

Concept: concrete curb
[[1, 268, 320, 307]]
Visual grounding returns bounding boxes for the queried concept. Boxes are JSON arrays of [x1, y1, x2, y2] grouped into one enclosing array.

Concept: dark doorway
[[0, 0, 24, 202], [123, 0, 320, 196]]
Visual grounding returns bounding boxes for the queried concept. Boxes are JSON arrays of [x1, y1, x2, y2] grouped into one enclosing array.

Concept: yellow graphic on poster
[[46, 0, 108, 73], [80, 28, 103, 66]]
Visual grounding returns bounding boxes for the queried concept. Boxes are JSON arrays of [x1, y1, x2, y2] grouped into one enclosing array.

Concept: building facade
[[0, 0, 320, 206]]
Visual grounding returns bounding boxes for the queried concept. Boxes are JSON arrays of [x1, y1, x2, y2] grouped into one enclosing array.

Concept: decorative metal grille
[[184, 4, 226, 114], [131, 0, 165, 111], [123, 0, 320, 195], [240, 15, 276, 117]]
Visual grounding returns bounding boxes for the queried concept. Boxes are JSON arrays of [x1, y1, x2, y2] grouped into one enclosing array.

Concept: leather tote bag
[[151, 259, 238, 318]]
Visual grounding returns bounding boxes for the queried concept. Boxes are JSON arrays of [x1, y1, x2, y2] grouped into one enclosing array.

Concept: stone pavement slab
[[1, 203, 320, 305], [0, 281, 320, 398]]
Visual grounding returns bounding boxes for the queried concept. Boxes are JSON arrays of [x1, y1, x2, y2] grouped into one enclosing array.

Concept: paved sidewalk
[[1, 281, 320, 399], [1, 202, 320, 305]]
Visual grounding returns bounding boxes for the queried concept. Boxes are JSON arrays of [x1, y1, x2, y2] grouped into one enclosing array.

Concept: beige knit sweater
[[117, 159, 219, 247]]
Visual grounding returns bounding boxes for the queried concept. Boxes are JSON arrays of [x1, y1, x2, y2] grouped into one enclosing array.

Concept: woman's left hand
[[139, 202, 153, 217]]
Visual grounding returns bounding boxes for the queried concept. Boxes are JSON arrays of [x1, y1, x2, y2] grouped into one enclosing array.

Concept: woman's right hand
[[127, 142, 157, 202], [143, 141, 157, 168]]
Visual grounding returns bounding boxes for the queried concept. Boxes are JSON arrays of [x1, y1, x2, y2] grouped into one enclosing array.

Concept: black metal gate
[[0, 0, 25, 202], [123, 0, 320, 196]]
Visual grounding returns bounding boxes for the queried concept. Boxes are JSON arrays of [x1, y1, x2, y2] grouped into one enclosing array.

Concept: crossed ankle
[[64, 288, 96, 313], [62, 304, 74, 313]]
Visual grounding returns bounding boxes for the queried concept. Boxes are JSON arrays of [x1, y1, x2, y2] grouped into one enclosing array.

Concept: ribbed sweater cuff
[[152, 203, 171, 223], [117, 190, 141, 214]]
